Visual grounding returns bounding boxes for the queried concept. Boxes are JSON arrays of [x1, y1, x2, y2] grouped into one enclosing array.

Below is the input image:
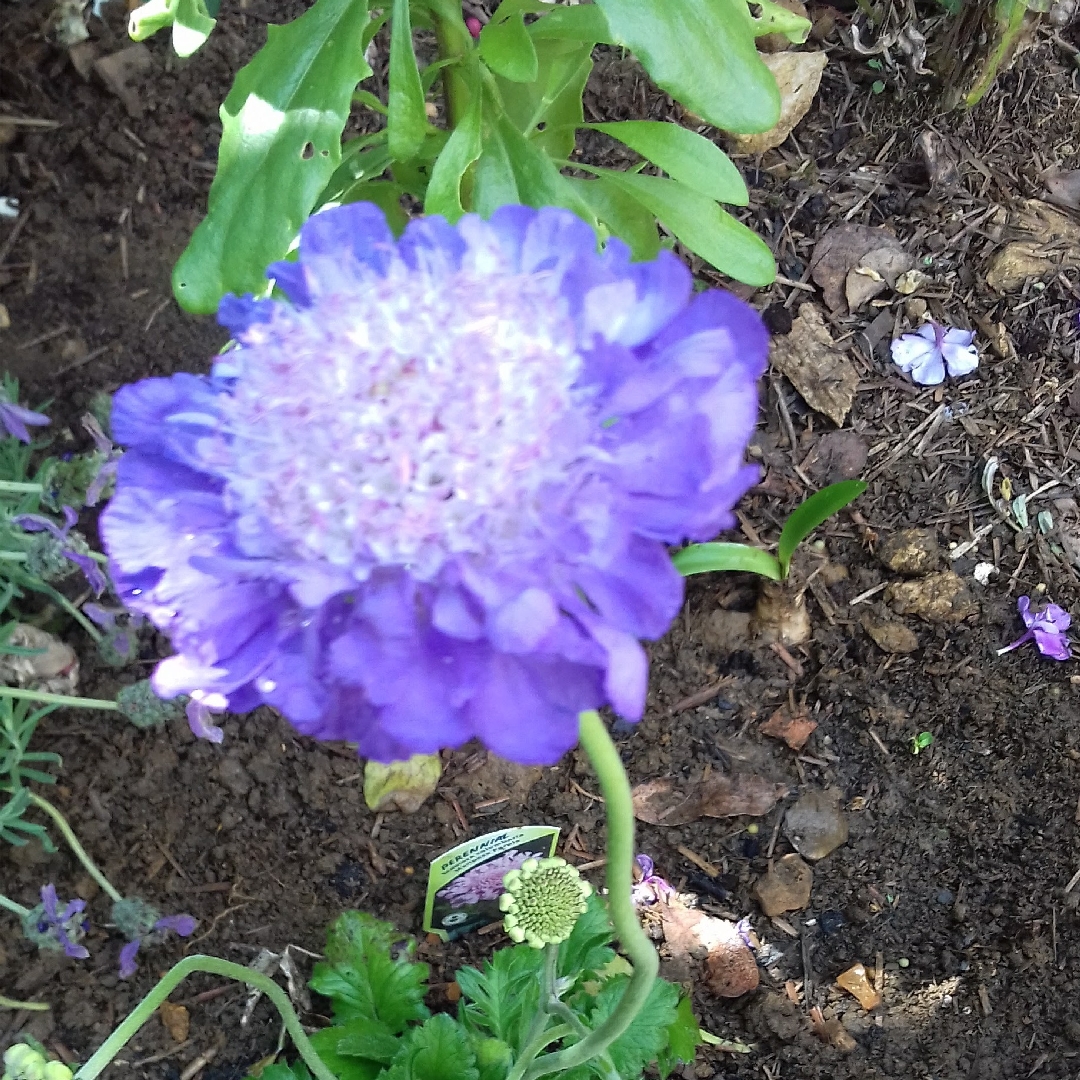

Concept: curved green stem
[[73, 956, 336, 1080], [0, 687, 119, 710], [0, 892, 31, 917], [0, 993, 49, 1011], [0, 482, 43, 494], [27, 792, 123, 903], [522, 711, 658, 1080]]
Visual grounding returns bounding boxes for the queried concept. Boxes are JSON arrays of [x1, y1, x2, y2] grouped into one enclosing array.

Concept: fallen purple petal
[[997, 594, 1072, 660], [891, 321, 978, 386]]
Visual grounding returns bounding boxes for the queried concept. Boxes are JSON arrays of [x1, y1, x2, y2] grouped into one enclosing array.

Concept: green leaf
[[591, 0, 780, 133], [581, 169, 774, 285], [128, 0, 216, 57], [390, 1015, 479, 1080], [311, 911, 431, 1034], [335, 1021, 404, 1064], [528, 3, 612, 42], [258, 1063, 312, 1080], [586, 121, 747, 206], [565, 176, 659, 260], [172, 0, 372, 314], [558, 892, 615, 981], [472, 107, 596, 226], [657, 995, 701, 1079], [479, 14, 538, 82], [456, 946, 544, 1049], [589, 976, 679, 1078], [748, 0, 811, 41], [495, 38, 592, 159], [388, 0, 427, 162], [337, 181, 408, 233], [425, 75, 483, 220], [306, 1029, 385, 1080], [672, 542, 782, 581], [776, 479, 867, 577]]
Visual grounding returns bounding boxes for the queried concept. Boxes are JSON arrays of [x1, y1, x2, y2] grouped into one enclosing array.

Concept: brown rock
[[770, 305, 858, 427], [754, 853, 813, 916], [886, 570, 978, 624], [729, 52, 827, 155], [879, 528, 940, 574], [861, 615, 919, 654], [985, 199, 1080, 292], [159, 1001, 190, 1043]]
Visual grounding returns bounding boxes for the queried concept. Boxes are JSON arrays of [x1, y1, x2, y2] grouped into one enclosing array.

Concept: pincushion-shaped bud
[[2, 1045, 72, 1080], [499, 856, 591, 948]]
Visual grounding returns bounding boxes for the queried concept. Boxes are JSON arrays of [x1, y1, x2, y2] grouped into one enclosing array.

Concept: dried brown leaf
[[760, 706, 818, 750], [809, 224, 902, 313], [632, 772, 788, 826]]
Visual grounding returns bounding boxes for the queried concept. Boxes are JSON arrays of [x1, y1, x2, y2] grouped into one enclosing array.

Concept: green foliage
[[296, 904, 695, 1080], [172, 0, 373, 313], [150, 0, 818, 310], [675, 480, 867, 582]]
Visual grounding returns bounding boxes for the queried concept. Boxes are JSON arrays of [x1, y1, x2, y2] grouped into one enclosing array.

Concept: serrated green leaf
[[495, 37, 592, 159], [592, 0, 779, 133], [591, 976, 679, 1078], [672, 542, 782, 581], [480, 14, 538, 82], [587, 121, 748, 206], [471, 1037, 512, 1080], [390, 1014, 479, 1080], [580, 169, 773, 285], [307, 1029, 384, 1080], [172, 0, 372, 313], [777, 480, 866, 577], [656, 995, 700, 1079], [334, 1020, 404, 1064], [257, 1062, 312, 1080], [565, 176, 659, 260], [558, 892, 615, 981], [456, 945, 544, 1049], [388, 0, 427, 162], [311, 911, 430, 1034]]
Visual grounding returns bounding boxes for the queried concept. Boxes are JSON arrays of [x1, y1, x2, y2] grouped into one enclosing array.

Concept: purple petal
[[12, 513, 65, 539], [186, 698, 225, 744], [66, 551, 108, 596], [218, 293, 278, 336], [118, 939, 141, 979], [40, 884, 59, 919], [1018, 595, 1034, 628], [0, 403, 49, 443], [85, 459, 118, 508], [1033, 627, 1072, 660], [154, 914, 196, 937]]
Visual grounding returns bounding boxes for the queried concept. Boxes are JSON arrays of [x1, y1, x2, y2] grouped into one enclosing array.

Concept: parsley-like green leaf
[[306, 1029, 383, 1080], [558, 892, 615, 981], [387, 1014, 479, 1080], [588, 976, 679, 1078], [310, 911, 431, 1034], [456, 944, 543, 1049], [656, 994, 700, 1079]]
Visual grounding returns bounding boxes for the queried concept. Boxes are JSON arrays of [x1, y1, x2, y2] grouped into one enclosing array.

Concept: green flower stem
[[42, 589, 104, 645], [506, 946, 559, 1080], [27, 792, 123, 904], [427, 0, 475, 130], [0, 551, 27, 561], [511, 1023, 574, 1077], [0, 993, 49, 1011], [522, 711, 659, 1080], [0, 687, 119, 711], [0, 892, 31, 917], [0, 482, 43, 494], [73, 955, 336, 1080]]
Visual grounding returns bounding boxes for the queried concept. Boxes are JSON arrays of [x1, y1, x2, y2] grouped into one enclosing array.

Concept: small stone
[[0, 303, 10, 330], [898, 957, 910, 968], [878, 528, 940, 575], [729, 52, 827, 155], [936, 889, 954, 905], [158, 1001, 189, 1043], [753, 853, 813, 916], [217, 757, 252, 797], [784, 788, 848, 860], [886, 570, 978, 624], [861, 614, 919, 654]]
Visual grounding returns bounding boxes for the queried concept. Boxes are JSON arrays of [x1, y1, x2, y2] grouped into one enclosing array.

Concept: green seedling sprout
[[911, 732, 934, 755]]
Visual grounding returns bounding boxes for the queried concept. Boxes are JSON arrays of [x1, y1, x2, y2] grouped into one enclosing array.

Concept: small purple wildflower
[[13, 506, 107, 596], [23, 885, 90, 959], [438, 850, 532, 906], [997, 594, 1072, 661], [112, 897, 196, 978], [81, 414, 121, 508], [84, 602, 144, 663], [0, 391, 49, 444], [890, 321, 978, 385], [631, 854, 675, 907], [100, 203, 767, 765]]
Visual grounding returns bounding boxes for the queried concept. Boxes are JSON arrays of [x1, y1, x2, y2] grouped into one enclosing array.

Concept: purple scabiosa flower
[[437, 850, 532, 906], [21, 885, 90, 959], [890, 321, 979, 385], [99, 203, 766, 765], [631, 854, 675, 908], [13, 506, 107, 596], [111, 897, 196, 978], [997, 594, 1072, 660]]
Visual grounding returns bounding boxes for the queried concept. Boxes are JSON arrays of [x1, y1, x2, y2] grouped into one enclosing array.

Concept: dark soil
[[4, 3, 1080, 1078]]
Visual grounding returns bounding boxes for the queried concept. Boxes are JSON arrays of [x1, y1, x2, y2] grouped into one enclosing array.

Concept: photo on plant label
[[424, 826, 559, 941]]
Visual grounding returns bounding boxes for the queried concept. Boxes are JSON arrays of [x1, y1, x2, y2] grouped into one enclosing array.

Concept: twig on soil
[[668, 677, 736, 716], [676, 845, 720, 878], [867, 729, 891, 757], [178, 1046, 217, 1080], [17, 324, 68, 351], [0, 210, 30, 267], [769, 642, 804, 678], [118, 1040, 194, 1068], [848, 581, 889, 606]]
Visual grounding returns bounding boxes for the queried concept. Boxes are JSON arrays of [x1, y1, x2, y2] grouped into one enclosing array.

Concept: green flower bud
[[2, 1044, 71, 1080], [498, 857, 591, 949]]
